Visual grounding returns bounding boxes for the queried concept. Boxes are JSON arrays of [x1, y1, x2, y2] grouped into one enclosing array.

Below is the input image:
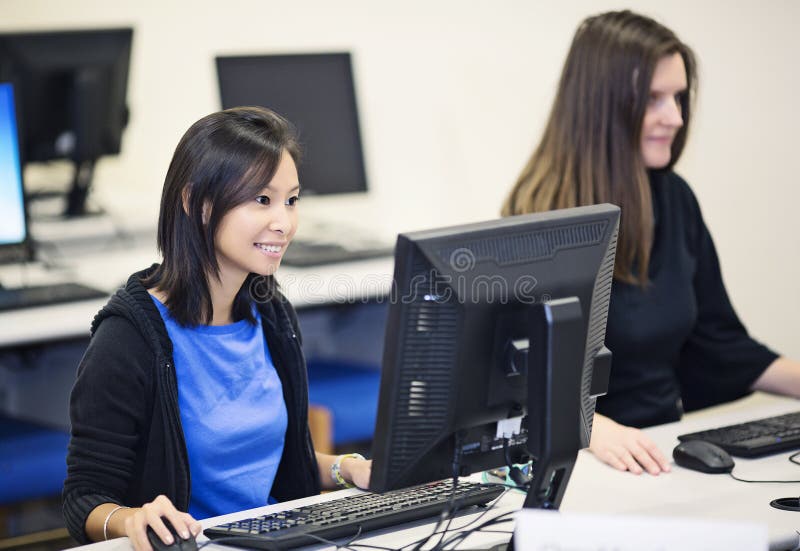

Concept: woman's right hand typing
[[126, 495, 201, 551], [588, 413, 672, 475], [98, 495, 202, 551]]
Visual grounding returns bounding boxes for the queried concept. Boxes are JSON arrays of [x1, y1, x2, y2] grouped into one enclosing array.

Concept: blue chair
[[307, 361, 381, 449], [0, 416, 69, 506]]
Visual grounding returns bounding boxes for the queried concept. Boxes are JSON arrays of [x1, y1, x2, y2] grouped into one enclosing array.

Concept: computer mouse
[[146, 517, 198, 551], [672, 440, 735, 474]]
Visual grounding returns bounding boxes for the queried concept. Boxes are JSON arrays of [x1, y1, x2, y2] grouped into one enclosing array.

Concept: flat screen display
[[0, 82, 26, 250], [217, 53, 368, 196]]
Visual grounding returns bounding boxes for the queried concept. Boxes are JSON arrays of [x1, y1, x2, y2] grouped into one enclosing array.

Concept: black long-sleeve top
[[62, 266, 321, 544], [595, 170, 778, 428]]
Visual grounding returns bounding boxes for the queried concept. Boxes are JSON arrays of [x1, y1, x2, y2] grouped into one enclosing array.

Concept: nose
[[268, 203, 293, 235], [664, 96, 684, 128]]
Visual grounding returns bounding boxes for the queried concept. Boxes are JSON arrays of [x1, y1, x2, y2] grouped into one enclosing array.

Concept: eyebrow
[[264, 184, 301, 193], [651, 84, 688, 93]]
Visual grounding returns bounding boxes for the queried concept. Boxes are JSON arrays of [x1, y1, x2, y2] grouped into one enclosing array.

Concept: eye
[[255, 195, 270, 206], [286, 195, 300, 207]]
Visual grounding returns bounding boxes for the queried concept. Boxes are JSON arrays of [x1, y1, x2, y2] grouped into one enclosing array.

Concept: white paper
[[514, 509, 768, 550], [496, 416, 524, 439]]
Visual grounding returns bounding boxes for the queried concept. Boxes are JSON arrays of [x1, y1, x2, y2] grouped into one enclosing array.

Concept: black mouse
[[146, 517, 198, 551], [672, 440, 735, 474]]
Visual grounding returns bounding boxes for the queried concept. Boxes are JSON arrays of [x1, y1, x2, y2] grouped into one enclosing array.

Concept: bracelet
[[331, 453, 365, 488], [103, 505, 129, 541]]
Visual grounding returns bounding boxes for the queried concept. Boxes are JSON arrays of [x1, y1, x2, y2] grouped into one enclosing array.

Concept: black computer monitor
[[0, 82, 30, 264], [369, 204, 619, 510], [216, 52, 368, 196], [0, 28, 133, 217]]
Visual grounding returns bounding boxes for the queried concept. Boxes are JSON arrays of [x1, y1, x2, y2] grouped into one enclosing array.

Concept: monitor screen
[[216, 53, 368, 196], [369, 204, 619, 509], [0, 82, 29, 263], [0, 28, 133, 216]]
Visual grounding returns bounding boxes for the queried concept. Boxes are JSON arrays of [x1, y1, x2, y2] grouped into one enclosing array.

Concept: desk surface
[[69, 392, 800, 551], [0, 237, 394, 348], [561, 392, 800, 550]]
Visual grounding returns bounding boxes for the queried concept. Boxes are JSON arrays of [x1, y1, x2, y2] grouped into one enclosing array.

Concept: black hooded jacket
[[62, 266, 320, 543]]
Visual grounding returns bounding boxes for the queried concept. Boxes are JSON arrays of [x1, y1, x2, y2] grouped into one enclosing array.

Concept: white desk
[[0, 241, 394, 348], [561, 392, 800, 550], [68, 393, 800, 551]]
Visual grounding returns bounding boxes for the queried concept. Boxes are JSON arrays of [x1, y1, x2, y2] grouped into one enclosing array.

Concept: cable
[[436, 510, 516, 550], [410, 433, 466, 551], [480, 472, 531, 492], [429, 489, 514, 551], [728, 450, 800, 483], [398, 485, 509, 551], [729, 472, 800, 483]]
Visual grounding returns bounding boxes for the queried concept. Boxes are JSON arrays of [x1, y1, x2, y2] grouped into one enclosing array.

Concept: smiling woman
[[640, 52, 687, 169], [212, 152, 301, 320], [62, 107, 372, 551], [502, 10, 800, 479], [142, 107, 301, 327]]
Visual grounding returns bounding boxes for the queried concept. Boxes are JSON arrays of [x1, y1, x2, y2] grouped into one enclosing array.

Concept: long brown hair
[[502, 10, 696, 285]]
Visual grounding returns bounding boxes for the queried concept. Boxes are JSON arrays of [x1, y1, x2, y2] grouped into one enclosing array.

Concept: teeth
[[256, 244, 282, 253]]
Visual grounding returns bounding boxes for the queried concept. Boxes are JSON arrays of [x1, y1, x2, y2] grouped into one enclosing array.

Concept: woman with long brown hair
[[503, 10, 800, 475]]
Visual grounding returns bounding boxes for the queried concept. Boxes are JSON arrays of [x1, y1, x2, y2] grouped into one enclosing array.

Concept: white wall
[[3, 0, 798, 357]]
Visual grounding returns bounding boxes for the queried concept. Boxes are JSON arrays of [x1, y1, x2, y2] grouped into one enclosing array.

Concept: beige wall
[[3, 0, 798, 357]]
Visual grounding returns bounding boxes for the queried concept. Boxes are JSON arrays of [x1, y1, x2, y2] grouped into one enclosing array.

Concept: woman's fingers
[[125, 495, 195, 551], [181, 512, 203, 538], [590, 414, 671, 475]]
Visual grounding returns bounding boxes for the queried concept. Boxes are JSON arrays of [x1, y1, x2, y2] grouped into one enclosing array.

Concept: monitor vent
[[387, 262, 458, 481], [436, 221, 608, 267], [579, 230, 618, 445]]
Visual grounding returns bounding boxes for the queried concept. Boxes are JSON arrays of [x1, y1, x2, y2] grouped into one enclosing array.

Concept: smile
[[255, 243, 283, 254]]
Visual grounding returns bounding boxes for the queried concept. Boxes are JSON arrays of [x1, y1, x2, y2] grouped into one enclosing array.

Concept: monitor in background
[[0, 28, 133, 217], [0, 82, 108, 310], [369, 204, 619, 510], [216, 52, 368, 197], [0, 82, 30, 264]]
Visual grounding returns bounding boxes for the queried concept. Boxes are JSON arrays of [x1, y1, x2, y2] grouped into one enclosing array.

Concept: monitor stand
[[65, 159, 96, 217], [474, 299, 592, 551]]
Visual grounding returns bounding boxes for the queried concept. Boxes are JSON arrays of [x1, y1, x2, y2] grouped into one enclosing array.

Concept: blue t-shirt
[[151, 296, 288, 519]]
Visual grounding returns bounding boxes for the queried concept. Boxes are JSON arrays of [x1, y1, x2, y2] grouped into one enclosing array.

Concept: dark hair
[[142, 106, 301, 326], [502, 10, 697, 285]]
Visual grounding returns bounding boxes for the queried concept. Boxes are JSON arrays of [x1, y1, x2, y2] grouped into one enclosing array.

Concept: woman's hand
[[123, 495, 202, 551], [589, 413, 671, 475], [341, 457, 373, 489]]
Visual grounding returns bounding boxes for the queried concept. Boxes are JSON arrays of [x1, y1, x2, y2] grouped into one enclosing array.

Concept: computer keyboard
[[678, 410, 800, 458], [281, 239, 393, 267], [204, 480, 505, 550], [0, 282, 108, 312]]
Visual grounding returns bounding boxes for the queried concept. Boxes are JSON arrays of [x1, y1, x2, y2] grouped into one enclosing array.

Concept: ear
[[181, 186, 211, 225], [181, 186, 191, 216]]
